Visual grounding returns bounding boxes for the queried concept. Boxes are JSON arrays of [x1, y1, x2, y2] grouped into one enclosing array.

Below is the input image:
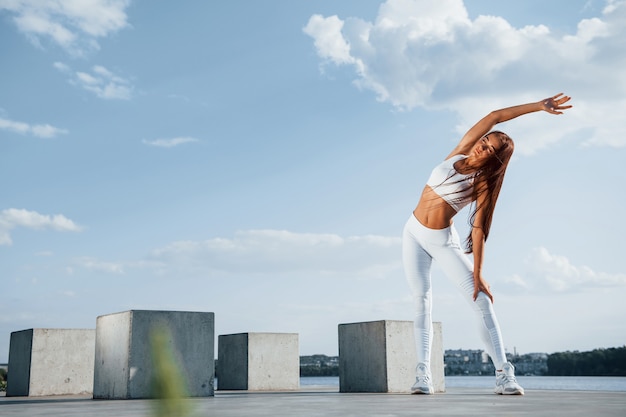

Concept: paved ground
[[1, 387, 625, 417]]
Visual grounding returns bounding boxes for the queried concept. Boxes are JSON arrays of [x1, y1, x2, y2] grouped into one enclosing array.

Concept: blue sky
[[1, 0, 624, 362]]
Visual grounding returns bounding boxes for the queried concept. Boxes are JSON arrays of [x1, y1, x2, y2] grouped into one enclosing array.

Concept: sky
[[1, 0, 625, 363]]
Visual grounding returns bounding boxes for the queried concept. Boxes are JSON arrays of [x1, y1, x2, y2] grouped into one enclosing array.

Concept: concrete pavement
[[1, 387, 625, 417]]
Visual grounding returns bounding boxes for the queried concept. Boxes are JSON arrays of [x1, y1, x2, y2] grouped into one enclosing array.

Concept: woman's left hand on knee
[[473, 275, 494, 303]]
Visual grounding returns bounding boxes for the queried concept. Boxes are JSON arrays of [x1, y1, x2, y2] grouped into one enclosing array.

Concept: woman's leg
[[402, 216, 434, 368], [431, 225, 507, 370]]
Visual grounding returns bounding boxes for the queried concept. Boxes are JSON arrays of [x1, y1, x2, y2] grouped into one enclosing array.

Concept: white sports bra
[[426, 154, 476, 212]]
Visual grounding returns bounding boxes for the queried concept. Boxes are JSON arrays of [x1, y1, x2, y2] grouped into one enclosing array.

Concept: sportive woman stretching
[[402, 93, 572, 395], [403, 93, 572, 395]]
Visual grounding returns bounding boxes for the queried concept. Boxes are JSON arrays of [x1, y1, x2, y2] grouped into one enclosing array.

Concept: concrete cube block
[[338, 320, 444, 393], [7, 328, 95, 397], [93, 310, 214, 399], [217, 333, 299, 391]]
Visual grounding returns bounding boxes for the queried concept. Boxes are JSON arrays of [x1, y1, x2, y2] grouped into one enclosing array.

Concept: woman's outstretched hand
[[541, 93, 572, 114]]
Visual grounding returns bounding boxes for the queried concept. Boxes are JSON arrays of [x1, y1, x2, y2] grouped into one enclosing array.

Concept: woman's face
[[471, 133, 503, 164]]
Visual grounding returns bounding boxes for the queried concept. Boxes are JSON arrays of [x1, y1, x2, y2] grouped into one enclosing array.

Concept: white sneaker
[[495, 362, 525, 395], [411, 363, 434, 394]]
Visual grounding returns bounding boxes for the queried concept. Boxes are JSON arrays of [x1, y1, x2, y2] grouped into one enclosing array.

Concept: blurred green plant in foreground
[[150, 326, 192, 417]]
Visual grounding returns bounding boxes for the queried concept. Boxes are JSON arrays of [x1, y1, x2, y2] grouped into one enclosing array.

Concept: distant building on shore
[[444, 349, 548, 376], [300, 354, 339, 376]]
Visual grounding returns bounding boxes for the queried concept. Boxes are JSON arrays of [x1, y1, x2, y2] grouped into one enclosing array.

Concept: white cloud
[[304, 0, 626, 152], [52, 61, 69, 72], [503, 247, 626, 293], [0, 0, 131, 55], [149, 229, 402, 278], [74, 257, 125, 274], [0, 208, 83, 246], [303, 15, 355, 66], [0, 116, 67, 138], [54, 62, 133, 100], [142, 137, 200, 148]]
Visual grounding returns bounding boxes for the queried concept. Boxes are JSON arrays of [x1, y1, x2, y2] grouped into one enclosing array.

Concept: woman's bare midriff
[[413, 186, 458, 229]]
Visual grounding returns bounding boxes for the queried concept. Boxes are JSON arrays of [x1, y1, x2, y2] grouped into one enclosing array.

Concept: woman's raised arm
[[447, 93, 572, 159]]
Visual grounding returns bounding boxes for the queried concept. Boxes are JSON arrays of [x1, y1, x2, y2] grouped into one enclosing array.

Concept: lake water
[[300, 376, 626, 392]]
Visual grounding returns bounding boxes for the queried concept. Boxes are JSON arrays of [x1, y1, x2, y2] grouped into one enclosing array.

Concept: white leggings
[[402, 214, 507, 370]]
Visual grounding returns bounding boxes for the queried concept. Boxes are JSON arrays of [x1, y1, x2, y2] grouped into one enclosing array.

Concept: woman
[[402, 93, 572, 395]]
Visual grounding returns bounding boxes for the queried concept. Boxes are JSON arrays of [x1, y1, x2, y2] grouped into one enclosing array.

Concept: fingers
[[556, 97, 572, 107], [473, 285, 494, 303], [552, 93, 572, 105], [473, 290, 494, 303], [484, 288, 495, 304]]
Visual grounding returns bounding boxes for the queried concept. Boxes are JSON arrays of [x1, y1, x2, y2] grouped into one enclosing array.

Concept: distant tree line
[[300, 364, 339, 377], [0, 368, 6, 392], [300, 355, 339, 377], [546, 346, 626, 376], [298, 347, 626, 377]]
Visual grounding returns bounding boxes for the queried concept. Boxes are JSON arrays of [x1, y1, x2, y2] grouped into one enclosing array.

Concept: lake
[[300, 376, 626, 392]]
